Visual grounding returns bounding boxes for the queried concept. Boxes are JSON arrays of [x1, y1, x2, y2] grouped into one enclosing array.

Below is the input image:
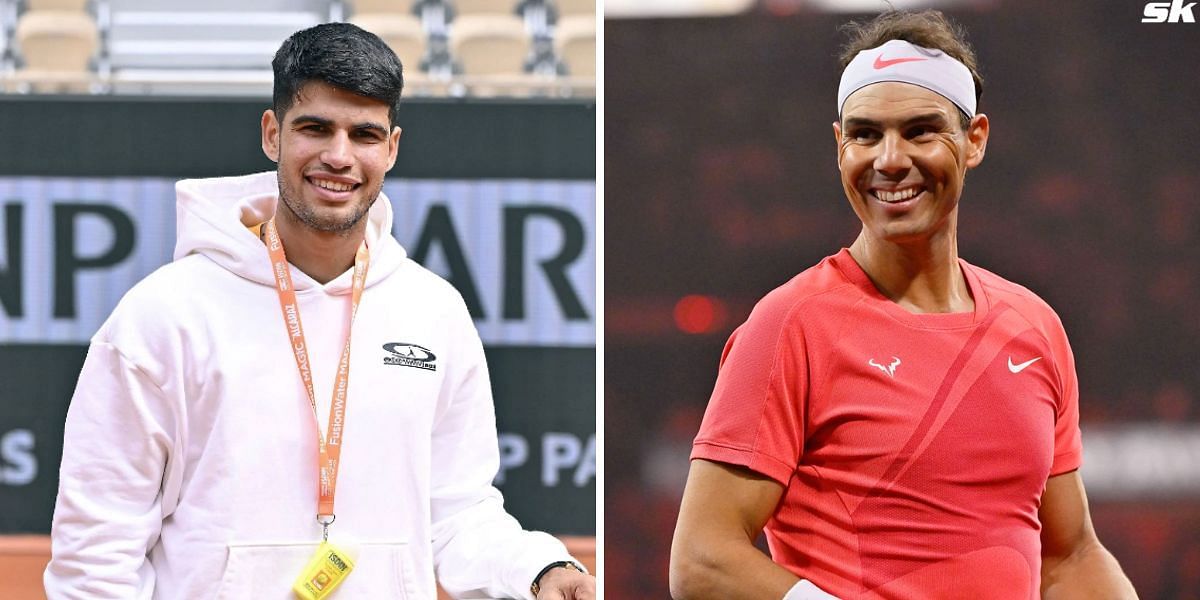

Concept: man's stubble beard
[[276, 170, 382, 236]]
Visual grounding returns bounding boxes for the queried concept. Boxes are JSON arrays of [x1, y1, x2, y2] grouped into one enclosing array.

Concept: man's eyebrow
[[843, 117, 881, 129], [902, 113, 949, 127], [352, 122, 390, 135], [842, 113, 949, 129], [289, 114, 332, 127], [288, 115, 389, 135]]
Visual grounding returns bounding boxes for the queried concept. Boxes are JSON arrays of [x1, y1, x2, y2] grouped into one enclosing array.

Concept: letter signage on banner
[[1, 204, 22, 318], [53, 204, 137, 318], [1, 430, 36, 486], [388, 179, 596, 347]]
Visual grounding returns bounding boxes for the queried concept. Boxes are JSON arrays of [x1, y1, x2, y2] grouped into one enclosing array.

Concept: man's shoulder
[[753, 253, 859, 323], [374, 256, 473, 316], [967, 262, 1052, 309], [109, 254, 215, 313], [87, 255, 228, 361], [966, 261, 1066, 331]]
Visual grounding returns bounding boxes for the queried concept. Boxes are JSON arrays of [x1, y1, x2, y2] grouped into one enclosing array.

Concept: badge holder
[[293, 515, 355, 600]]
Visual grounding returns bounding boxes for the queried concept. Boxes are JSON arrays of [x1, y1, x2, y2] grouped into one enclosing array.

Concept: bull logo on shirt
[[868, 356, 901, 378]]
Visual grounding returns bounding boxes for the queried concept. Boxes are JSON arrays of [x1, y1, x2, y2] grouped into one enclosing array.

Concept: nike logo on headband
[[873, 55, 929, 69]]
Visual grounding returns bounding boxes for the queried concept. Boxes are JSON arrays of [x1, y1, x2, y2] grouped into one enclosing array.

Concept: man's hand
[[533, 565, 596, 599]]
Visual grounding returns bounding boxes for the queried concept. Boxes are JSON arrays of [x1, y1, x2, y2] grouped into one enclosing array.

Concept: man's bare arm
[[1040, 470, 1137, 599], [669, 459, 802, 600]]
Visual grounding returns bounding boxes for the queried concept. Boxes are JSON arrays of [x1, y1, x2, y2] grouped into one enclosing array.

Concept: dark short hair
[[839, 10, 983, 126], [272, 22, 404, 126]]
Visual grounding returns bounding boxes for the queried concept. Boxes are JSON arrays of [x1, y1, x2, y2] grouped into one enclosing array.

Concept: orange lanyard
[[262, 218, 369, 536]]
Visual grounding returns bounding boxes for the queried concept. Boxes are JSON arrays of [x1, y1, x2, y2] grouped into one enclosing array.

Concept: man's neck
[[848, 228, 974, 314], [272, 208, 367, 285]]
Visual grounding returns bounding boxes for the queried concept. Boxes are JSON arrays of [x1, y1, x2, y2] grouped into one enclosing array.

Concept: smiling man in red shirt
[[669, 10, 1136, 600]]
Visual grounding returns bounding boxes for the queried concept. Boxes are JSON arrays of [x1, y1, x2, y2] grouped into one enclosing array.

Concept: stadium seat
[[350, 13, 426, 70], [351, 1, 451, 39], [449, 14, 535, 95], [15, 10, 97, 70], [452, 0, 517, 17], [450, 14, 528, 75], [351, 0, 413, 14], [554, 14, 593, 77], [13, 9, 98, 91], [553, 0, 592, 17], [25, 0, 90, 10]]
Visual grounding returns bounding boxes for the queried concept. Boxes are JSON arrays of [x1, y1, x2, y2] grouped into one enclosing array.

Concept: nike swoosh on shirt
[[1007, 356, 1042, 373], [873, 55, 929, 69]]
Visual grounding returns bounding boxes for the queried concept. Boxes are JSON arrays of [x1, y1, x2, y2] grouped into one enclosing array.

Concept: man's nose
[[321, 132, 354, 169], [873, 132, 913, 177]]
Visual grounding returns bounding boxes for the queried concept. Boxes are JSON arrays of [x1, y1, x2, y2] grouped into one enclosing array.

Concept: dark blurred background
[[605, 1, 1200, 597]]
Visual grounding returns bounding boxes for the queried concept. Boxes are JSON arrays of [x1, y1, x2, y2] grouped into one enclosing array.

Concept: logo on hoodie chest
[[382, 342, 438, 371]]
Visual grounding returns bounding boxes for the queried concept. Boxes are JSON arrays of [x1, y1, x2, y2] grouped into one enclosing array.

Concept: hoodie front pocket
[[214, 541, 414, 599]]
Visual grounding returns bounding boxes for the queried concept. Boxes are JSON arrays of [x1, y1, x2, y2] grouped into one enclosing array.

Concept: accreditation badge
[[292, 541, 356, 600]]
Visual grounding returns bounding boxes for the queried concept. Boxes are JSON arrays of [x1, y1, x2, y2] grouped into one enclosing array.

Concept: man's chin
[[277, 175, 379, 235], [297, 202, 373, 234], [873, 223, 939, 245]]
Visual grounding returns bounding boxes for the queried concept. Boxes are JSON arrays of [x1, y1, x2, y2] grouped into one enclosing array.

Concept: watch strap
[[529, 560, 583, 597]]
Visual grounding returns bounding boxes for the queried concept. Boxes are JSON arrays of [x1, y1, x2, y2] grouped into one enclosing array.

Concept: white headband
[[837, 39, 976, 118]]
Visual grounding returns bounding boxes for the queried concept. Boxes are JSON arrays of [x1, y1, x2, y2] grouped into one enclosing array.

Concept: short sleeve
[[691, 296, 808, 486], [1047, 319, 1082, 476]]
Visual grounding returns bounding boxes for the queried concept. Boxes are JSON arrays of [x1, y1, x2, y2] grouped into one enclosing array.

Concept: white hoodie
[[45, 172, 577, 600]]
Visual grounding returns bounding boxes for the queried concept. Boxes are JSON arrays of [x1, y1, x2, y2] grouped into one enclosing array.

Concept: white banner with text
[[0, 177, 595, 347]]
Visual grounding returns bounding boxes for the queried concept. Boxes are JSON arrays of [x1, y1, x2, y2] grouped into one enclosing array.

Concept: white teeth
[[312, 179, 353, 192], [875, 187, 920, 203]]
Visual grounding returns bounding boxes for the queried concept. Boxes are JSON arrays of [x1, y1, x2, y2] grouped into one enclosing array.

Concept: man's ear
[[832, 120, 843, 172], [261, 109, 280, 163], [386, 126, 402, 170], [964, 113, 989, 169]]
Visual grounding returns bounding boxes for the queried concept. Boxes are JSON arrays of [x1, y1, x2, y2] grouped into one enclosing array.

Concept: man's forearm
[[669, 541, 799, 600], [1042, 540, 1137, 599]]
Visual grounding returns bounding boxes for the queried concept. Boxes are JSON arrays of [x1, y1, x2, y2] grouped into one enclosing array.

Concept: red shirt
[[692, 249, 1082, 600]]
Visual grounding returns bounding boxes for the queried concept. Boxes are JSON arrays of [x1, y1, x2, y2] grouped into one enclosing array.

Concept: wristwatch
[[530, 560, 583, 597]]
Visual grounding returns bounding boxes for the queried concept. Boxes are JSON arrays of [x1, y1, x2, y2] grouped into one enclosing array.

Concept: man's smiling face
[[834, 82, 988, 245], [262, 80, 401, 234]]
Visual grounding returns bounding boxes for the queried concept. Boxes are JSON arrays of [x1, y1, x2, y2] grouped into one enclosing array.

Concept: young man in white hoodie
[[45, 23, 595, 600]]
